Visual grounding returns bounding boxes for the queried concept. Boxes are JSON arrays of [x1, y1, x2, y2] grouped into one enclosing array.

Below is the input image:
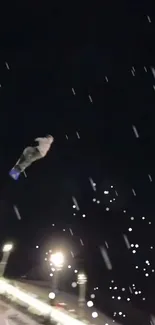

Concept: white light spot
[[97, 200, 100, 204], [87, 301, 93, 307], [128, 228, 132, 232], [90, 294, 95, 299], [131, 217, 134, 220], [117, 296, 121, 300], [72, 282, 77, 288], [50, 273, 53, 277], [36, 245, 39, 248], [145, 273, 149, 277], [104, 191, 109, 194], [105, 76, 108, 82], [68, 265, 71, 269], [132, 250, 136, 254], [80, 238, 84, 246], [65, 134, 68, 140], [92, 312, 98, 318], [106, 207, 110, 211], [82, 214, 86, 218], [93, 198, 96, 202], [49, 292, 55, 299], [144, 66, 147, 72]]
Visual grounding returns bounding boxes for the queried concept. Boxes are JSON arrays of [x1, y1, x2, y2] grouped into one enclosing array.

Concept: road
[[0, 300, 43, 325], [10, 279, 121, 325]]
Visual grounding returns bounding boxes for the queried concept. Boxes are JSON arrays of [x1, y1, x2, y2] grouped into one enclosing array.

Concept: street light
[[2, 244, 13, 252], [50, 252, 64, 270], [49, 252, 64, 302], [78, 272, 87, 319], [0, 243, 14, 276]]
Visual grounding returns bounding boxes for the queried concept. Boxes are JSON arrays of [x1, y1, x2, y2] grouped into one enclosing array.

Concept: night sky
[[0, 1, 155, 323]]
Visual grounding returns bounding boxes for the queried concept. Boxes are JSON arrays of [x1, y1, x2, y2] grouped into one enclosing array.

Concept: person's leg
[[15, 146, 42, 172]]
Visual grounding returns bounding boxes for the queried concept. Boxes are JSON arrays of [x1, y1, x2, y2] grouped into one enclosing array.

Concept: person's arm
[[34, 137, 43, 142]]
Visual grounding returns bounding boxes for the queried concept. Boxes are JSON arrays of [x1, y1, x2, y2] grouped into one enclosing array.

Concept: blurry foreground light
[[49, 292, 55, 300], [87, 300, 93, 307], [3, 243, 13, 252], [71, 282, 77, 288], [92, 312, 98, 318], [50, 252, 64, 269], [90, 294, 95, 299]]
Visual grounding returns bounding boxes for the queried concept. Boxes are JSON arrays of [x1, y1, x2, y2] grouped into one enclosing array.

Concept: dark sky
[[0, 1, 155, 322]]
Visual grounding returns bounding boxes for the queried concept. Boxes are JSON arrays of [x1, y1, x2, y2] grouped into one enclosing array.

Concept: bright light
[[87, 300, 93, 307], [50, 252, 64, 269], [36, 245, 39, 249], [92, 312, 98, 318], [78, 273, 87, 284], [50, 273, 53, 277], [104, 191, 109, 194], [49, 292, 55, 300], [71, 282, 77, 288], [3, 243, 13, 252], [90, 294, 95, 299], [68, 265, 71, 269], [74, 269, 78, 273]]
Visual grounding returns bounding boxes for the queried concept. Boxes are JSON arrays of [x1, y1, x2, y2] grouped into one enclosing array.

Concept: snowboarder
[[9, 135, 54, 180]]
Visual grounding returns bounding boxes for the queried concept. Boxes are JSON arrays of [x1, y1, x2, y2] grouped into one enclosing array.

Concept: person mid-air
[[9, 135, 54, 180]]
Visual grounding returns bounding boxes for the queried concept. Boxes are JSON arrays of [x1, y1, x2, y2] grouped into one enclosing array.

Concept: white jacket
[[35, 136, 54, 157]]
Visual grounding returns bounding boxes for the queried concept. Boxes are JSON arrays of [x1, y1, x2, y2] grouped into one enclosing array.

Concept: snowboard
[[9, 167, 21, 180]]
